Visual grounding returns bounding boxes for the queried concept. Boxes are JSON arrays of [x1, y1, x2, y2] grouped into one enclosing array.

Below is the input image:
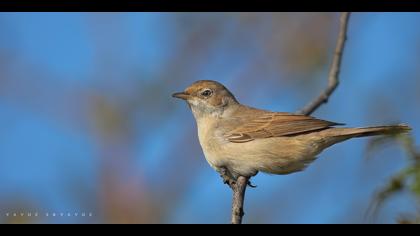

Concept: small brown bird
[[172, 80, 411, 185]]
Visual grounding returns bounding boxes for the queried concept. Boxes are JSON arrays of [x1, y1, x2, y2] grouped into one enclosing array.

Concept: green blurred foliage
[[366, 134, 420, 223]]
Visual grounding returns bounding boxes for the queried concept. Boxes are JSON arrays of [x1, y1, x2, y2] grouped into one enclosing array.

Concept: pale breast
[[195, 117, 229, 170]]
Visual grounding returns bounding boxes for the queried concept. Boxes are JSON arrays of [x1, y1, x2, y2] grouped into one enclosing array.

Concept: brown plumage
[[173, 80, 411, 181], [224, 109, 343, 143]]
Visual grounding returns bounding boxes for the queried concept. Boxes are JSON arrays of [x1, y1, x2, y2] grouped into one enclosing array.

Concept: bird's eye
[[201, 89, 213, 97]]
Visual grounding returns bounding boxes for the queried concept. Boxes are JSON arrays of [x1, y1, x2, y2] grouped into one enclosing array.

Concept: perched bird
[[172, 80, 411, 186]]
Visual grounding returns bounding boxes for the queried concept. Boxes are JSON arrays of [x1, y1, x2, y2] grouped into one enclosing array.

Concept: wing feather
[[224, 112, 343, 143]]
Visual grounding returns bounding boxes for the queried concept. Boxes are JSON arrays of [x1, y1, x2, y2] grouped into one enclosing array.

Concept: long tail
[[325, 123, 411, 139]]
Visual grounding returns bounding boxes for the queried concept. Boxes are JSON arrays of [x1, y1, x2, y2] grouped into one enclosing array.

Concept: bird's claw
[[220, 175, 257, 189], [247, 181, 257, 188], [219, 167, 256, 189], [221, 174, 236, 188]]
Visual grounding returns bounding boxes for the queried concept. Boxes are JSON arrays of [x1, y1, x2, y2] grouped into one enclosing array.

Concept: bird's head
[[172, 80, 238, 118]]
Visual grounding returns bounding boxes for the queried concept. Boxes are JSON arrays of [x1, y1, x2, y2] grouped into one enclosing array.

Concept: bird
[[172, 80, 411, 186]]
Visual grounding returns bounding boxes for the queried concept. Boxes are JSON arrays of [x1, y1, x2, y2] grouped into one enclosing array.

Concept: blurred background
[[0, 12, 419, 224]]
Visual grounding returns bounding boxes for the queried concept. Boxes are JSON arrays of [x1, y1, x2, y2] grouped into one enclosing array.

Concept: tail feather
[[326, 124, 411, 138]]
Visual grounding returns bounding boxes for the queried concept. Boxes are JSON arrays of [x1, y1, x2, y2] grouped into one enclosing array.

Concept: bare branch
[[231, 176, 248, 224], [297, 12, 351, 116]]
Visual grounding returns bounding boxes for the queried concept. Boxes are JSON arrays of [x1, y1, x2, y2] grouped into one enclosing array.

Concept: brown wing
[[225, 112, 343, 143]]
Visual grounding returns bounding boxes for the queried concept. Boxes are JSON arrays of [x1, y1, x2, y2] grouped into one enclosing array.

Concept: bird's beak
[[172, 92, 190, 100]]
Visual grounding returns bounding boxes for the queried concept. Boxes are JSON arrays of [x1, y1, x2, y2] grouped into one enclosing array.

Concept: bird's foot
[[220, 167, 236, 189], [221, 173, 236, 188], [219, 167, 257, 189]]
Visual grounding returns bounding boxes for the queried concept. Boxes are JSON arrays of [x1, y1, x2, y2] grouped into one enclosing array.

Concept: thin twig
[[297, 12, 351, 116], [231, 176, 248, 224]]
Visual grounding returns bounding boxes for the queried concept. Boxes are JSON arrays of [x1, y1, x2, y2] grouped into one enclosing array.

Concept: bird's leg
[[219, 167, 236, 189]]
